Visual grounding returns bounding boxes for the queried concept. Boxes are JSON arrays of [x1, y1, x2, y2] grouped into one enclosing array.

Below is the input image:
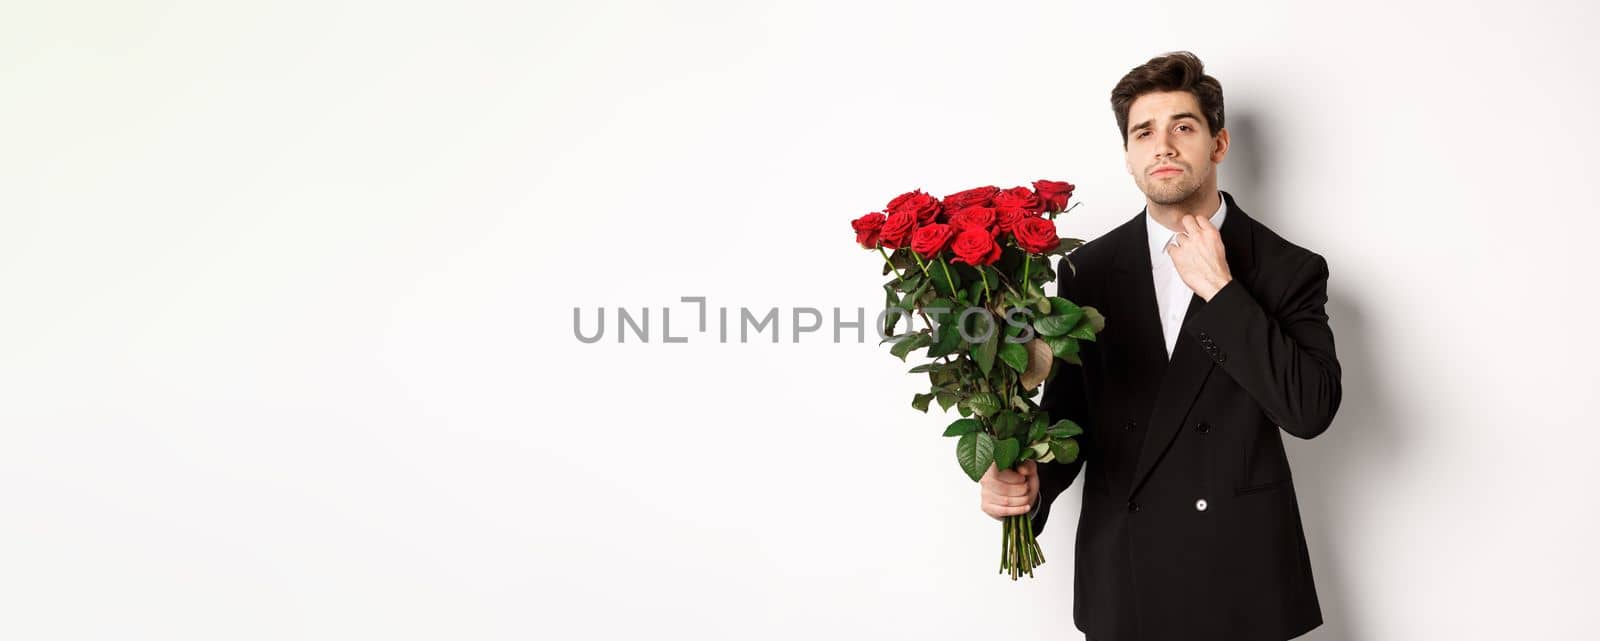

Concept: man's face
[[1123, 90, 1228, 205]]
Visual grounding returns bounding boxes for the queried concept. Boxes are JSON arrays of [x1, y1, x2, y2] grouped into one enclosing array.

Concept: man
[[979, 51, 1342, 641]]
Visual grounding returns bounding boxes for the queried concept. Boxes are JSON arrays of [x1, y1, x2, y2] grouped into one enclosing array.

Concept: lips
[[1151, 166, 1183, 176]]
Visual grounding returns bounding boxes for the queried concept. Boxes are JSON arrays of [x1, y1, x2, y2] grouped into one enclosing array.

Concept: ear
[[1211, 128, 1230, 164]]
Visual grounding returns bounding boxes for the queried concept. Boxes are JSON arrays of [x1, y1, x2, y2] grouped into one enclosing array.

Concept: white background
[[2, 1, 1595, 639]]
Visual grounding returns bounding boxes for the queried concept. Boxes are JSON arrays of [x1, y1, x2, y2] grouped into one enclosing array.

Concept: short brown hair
[[1110, 51, 1225, 147]]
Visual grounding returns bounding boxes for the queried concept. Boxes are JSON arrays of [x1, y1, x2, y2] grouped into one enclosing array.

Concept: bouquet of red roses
[[851, 180, 1103, 580]]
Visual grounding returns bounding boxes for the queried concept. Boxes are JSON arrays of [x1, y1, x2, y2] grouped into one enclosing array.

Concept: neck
[[1147, 186, 1222, 233]]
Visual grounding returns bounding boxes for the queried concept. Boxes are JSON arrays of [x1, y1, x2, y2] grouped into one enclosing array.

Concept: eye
[[1136, 131, 1149, 139], [1177, 124, 1192, 132]]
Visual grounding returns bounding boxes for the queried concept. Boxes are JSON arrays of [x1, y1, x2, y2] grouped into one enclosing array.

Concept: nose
[[1154, 130, 1177, 158]]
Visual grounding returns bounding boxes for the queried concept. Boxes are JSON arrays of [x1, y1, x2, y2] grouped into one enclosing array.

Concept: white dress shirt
[[1146, 192, 1227, 360]]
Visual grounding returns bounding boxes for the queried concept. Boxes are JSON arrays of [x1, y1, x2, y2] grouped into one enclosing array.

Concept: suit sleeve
[[1030, 254, 1089, 538], [1184, 252, 1343, 439]]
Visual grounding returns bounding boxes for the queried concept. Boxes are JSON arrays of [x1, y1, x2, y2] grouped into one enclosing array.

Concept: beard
[[1136, 164, 1207, 206]]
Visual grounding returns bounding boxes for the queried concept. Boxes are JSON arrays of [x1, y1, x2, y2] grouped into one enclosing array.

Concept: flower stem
[[998, 513, 1046, 580], [910, 251, 931, 278], [878, 246, 907, 285], [938, 257, 956, 297]]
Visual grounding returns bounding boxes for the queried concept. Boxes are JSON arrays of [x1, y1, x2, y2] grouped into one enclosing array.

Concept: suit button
[[1196, 499, 1208, 511], [1194, 421, 1210, 434], [1125, 420, 1137, 432], [1215, 353, 1227, 363], [1127, 500, 1140, 513]]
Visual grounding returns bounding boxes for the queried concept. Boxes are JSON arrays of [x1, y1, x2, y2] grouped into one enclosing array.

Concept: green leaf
[[1045, 335, 1080, 361], [889, 332, 929, 360], [912, 393, 934, 413], [957, 432, 996, 482], [967, 392, 1002, 418], [993, 411, 1022, 440], [923, 297, 957, 321], [1029, 415, 1049, 442], [935, 392, 958, 411], [1082, 306, 1106, 333], [1049, 438, 1080, 464], [943, 418, 980, 437], [883, 284, 902, 336], [998, 340, 1029, 374], [1066, 321, 1097, 341], [969, 315, 999, 375], [1047, 419, 1084, 438], [901, 277, 932, 312], [1035, 312, 1082, 337], [927, 321, 963, 358], [966, 280, 985, 304], [1009, 394, 1031, 413], [1044, 238, 1086, 256], [1030, 255, 1053, 281], [1003, 319, 1024, 338], [930, 261, 961, 297], [993, 438, 1020, 471]]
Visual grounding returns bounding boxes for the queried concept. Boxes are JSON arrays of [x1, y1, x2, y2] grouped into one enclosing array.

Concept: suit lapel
[[1107, 215, 1171, 381], [1120, 190, 1258, 499]]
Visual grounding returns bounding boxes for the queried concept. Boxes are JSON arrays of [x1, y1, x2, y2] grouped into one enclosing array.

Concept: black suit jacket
[[1033, 190, 1341, 641]]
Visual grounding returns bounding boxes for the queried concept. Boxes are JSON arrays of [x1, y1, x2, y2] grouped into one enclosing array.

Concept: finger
[[985, 504, 1031, 518], [1166, 241, 1184, 263], [994, 480, 1027, 496], [1019, 460, 1037, 476], [1182, 214, 1202, 236], [995, 469, 1024, 484], [985, 496, 1032, 513]]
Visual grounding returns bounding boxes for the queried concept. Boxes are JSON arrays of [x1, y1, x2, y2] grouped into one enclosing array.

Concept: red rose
[[950, 227, 1002, 266], [879, 209, 917, 249], [993, 186, 1043, 214], [851, 212, 887, 248], [947, 206, 998, 236], [995, 207, 1036, 234], [1032, 179, 1075, 213], [942, 185, 1000, 211], [886, 189, 943, 225], [1013, 215, 1061, 254], [910, 223, 956, 259]]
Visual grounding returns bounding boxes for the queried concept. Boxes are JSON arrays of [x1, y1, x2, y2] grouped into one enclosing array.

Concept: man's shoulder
[[1053, 212, 1141, 280], [1245, 212, 1329, 276]]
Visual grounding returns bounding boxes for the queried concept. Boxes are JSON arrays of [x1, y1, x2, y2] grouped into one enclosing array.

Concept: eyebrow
[[1128, 112, 1203, 134]]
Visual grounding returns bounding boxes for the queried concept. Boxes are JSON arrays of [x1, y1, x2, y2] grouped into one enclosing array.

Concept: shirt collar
[[1146, 191, 1228, 261]]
